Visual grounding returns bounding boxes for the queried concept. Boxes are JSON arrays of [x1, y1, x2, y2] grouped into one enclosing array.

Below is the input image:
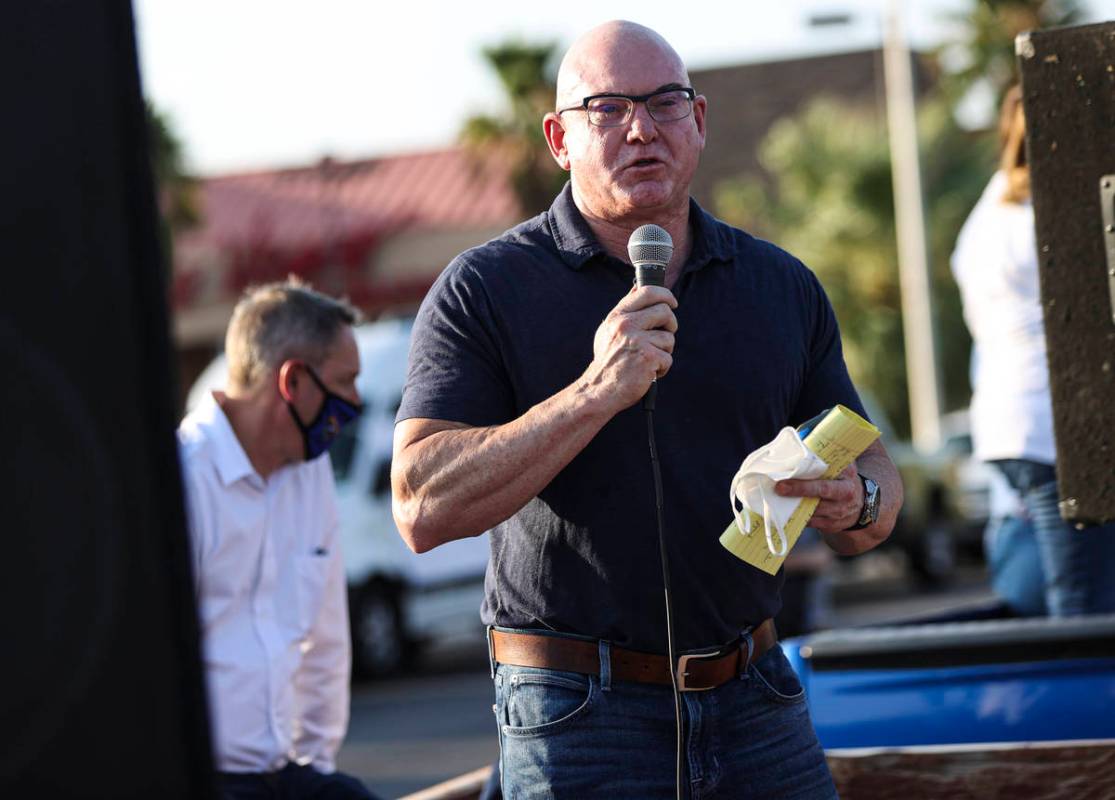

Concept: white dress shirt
[[951, 171, 1056, 464], [178, 392, 351, 774]]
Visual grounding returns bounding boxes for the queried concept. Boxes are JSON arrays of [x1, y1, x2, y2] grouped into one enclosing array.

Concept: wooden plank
[[398, 765, 491, 800], [827, 739, 1115, 798]]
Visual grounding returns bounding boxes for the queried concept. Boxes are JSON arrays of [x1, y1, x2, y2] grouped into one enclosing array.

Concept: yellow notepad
[[720, 405, 880, 575]]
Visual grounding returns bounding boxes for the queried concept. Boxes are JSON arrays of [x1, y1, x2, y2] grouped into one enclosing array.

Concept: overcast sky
[[134, 0, 1114, 175]]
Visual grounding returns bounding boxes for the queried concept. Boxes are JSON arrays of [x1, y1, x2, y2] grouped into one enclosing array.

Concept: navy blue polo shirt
[[398, 184, 865, 653]]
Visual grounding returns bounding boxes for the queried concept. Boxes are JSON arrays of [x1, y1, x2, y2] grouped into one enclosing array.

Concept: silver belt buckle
[[675, 650, 721, 692]]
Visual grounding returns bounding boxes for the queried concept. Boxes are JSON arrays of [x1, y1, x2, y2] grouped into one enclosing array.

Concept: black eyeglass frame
[[557, 87, 697, 127]]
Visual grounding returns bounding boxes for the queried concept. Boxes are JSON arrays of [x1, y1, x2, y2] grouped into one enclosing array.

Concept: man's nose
[[626, 102, 658, 143]]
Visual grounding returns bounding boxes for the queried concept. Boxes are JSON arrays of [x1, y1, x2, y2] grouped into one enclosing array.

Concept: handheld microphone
[[628, 224, 673, 410], [627, 224, 673, 288]]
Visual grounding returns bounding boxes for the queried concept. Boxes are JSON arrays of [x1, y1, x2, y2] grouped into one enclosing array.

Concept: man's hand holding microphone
[[579, 225, 677, 412]]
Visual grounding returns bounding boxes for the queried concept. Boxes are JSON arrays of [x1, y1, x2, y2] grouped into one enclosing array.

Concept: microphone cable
[[644, 382, 685, 800], [630, 223, 685, 800]]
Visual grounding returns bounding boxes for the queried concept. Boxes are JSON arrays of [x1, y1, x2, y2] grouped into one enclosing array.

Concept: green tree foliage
[[460, 41, 567, 215], [940, 0, 1084, 104], [715, 97, 993, 437]]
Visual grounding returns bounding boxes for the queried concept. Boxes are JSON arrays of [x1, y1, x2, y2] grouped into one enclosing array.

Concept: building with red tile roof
[[172, 146, 521, 349]]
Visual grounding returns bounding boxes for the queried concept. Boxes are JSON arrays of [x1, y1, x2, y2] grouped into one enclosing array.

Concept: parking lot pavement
[[338, 641, 496, 799], [828, 558, 995, 627]]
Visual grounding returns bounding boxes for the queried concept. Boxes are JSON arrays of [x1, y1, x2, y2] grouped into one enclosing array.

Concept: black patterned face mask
[[286, 365, 362, 460]]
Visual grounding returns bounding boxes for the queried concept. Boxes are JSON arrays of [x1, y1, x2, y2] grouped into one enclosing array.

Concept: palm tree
[[146, 101, 197, 228], [460, 41, 567, 216], [145, 101, 198, 273]]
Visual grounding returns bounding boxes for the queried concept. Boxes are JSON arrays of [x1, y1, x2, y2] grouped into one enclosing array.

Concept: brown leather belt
[[490, 619, 777, 692]]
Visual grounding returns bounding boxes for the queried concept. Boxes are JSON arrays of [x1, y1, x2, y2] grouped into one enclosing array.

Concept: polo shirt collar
[[195, 392, 261, 487], [548, 183, 604, 270], [547, 182, 734, 272], [687, 199, 733, 268]]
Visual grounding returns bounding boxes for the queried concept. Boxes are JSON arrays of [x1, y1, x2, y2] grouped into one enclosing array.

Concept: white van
[[185, 316, 490, 678]]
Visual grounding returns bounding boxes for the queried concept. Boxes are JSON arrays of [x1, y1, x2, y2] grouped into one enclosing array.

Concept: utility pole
[[882, 0, 942, 452]]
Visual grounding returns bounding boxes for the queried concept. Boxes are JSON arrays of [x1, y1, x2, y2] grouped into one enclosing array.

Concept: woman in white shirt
[[951, 86, 1115, 616]]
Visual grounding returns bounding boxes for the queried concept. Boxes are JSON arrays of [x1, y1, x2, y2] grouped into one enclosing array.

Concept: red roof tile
[[177, 146, 521, 257]]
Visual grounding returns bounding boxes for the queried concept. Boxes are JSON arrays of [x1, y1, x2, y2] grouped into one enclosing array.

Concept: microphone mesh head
[[627, 224, 674, 267]]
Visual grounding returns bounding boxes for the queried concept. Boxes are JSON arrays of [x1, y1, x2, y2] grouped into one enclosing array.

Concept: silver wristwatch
[[845, 475, 880, 531]]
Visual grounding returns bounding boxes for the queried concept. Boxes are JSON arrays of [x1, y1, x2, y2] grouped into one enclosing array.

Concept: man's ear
[[693, 94, 708, 150], [277, 360, 300, 403], [543, 113, 571, 171]]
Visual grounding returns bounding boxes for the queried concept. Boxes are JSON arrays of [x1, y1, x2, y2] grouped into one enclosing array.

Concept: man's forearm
[[392, 378, 615, 553], [821, 440, 902, 555]]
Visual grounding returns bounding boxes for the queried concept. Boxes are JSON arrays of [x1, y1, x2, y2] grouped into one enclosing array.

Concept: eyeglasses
[[557, 87, 696, 128]]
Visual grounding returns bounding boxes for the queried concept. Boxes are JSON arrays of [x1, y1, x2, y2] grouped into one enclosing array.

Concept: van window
[[329, 408, 362, 481], [370, 458, 391, 498]]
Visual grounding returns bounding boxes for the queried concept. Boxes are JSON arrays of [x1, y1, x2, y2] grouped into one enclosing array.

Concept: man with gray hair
[[179, 279, 377, 799], [394, 20, 902, 799]]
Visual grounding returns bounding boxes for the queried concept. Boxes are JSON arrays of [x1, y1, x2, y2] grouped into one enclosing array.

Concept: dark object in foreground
[[1017, 21, 1115, 525], [0, 3, 214, 797]]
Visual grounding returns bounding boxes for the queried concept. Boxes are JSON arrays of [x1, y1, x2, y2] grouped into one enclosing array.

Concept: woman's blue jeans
[[992, 459, 1115, 616], [490, 633, 836, 799], [984, 512, 1046, 616]]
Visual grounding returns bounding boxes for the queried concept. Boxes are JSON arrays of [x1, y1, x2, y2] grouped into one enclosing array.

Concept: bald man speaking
[[392, 20, 900, 799]]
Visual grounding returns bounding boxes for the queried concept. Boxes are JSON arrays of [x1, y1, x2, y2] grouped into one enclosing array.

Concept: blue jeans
[[993, 459, 1115, 616], [984, 513, 1046, 616], [491, 633, 836, 799]]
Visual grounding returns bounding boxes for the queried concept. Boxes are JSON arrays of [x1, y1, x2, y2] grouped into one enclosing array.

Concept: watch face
[[863, 477, 880, 522]]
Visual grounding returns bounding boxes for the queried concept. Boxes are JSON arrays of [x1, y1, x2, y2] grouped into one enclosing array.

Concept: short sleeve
[[397, 257, 516, 427], [789, 269, 868, 426]]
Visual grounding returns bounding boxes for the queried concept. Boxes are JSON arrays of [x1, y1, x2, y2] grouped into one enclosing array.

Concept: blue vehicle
[[783, 607, 1115, 748]]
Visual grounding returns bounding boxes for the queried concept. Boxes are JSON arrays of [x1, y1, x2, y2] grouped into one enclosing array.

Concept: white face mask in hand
[[729, 427, 828, 557]]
